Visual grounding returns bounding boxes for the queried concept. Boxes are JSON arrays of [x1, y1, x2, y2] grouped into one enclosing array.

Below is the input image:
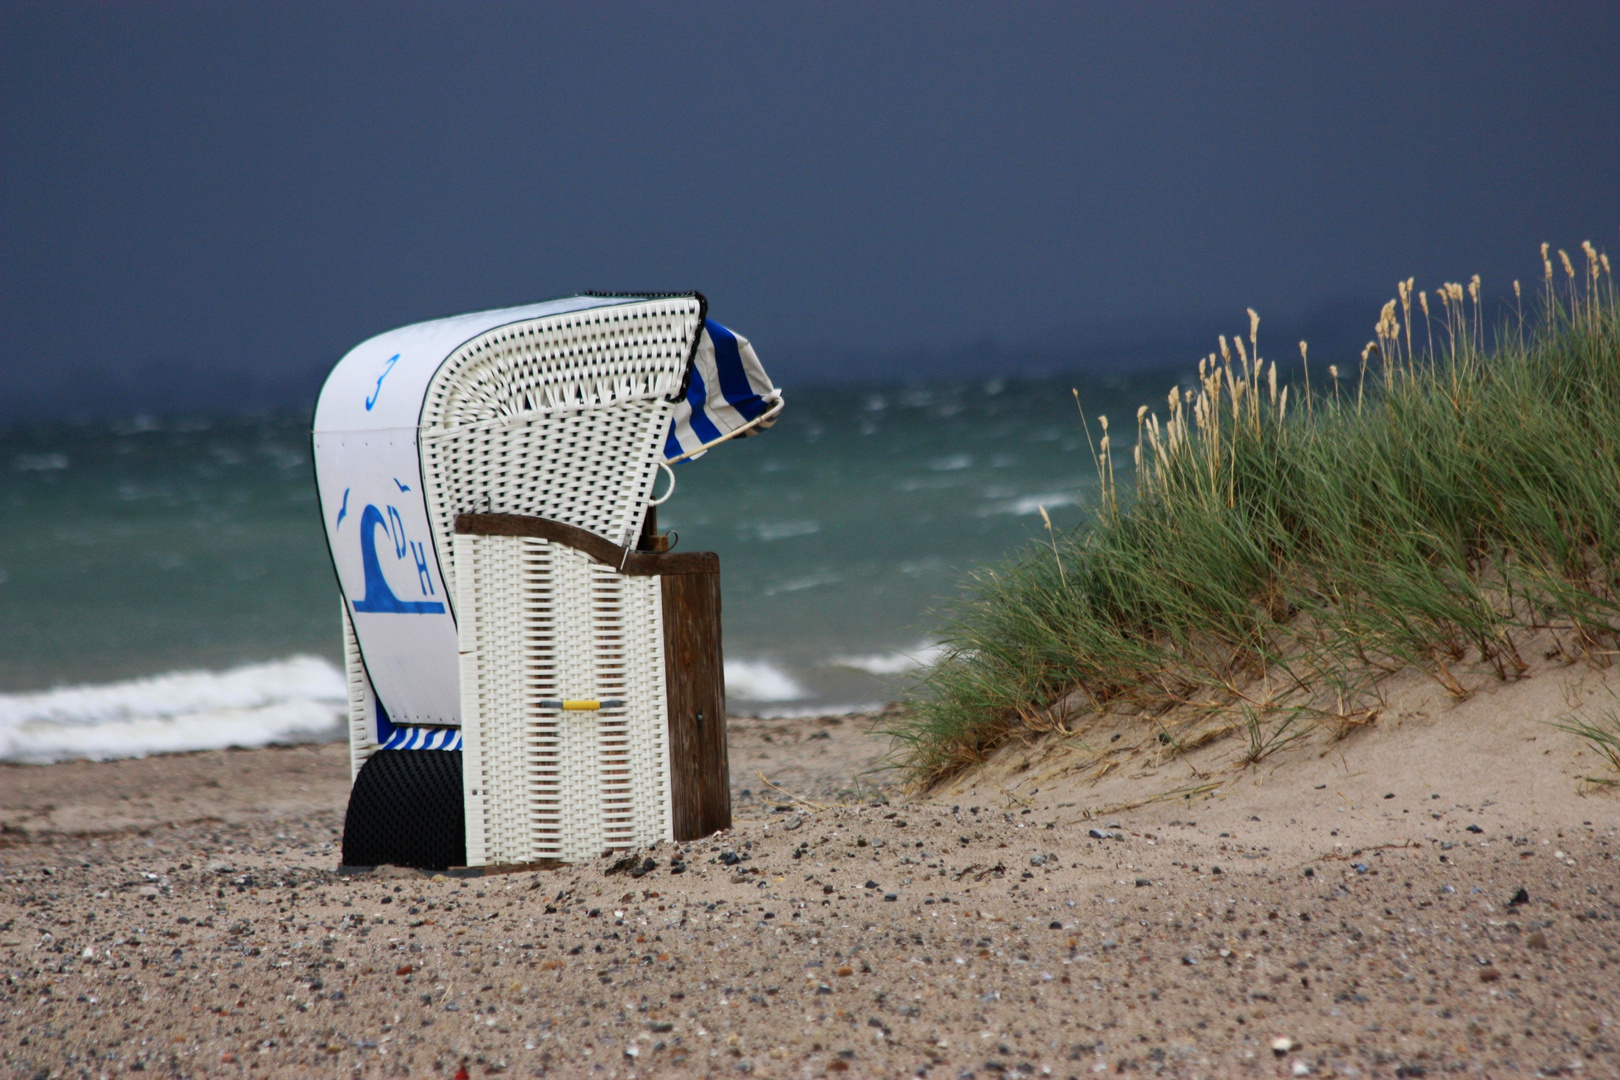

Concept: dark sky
[[4, 2, 1617, 420]]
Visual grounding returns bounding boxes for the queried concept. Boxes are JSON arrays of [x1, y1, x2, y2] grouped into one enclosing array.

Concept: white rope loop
[[647, 460, 677, 506]]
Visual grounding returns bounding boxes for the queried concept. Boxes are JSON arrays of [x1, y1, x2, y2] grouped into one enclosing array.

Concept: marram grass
[[891, 242, 1620, 788]]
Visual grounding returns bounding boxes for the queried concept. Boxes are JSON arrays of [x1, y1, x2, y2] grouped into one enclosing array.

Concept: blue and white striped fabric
[[378, 725, 463, 751], [664, 319, 783, 463]]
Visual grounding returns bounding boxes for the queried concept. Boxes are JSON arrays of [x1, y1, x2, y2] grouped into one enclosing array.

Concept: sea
[[0, 371, 1179, 763]]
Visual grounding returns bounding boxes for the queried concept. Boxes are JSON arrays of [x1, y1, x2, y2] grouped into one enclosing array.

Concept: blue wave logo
[[350, 504, 445, 615]]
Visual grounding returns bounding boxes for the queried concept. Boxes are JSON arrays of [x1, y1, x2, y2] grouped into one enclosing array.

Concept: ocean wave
[[976, 490, 1081, 517], [732, 701, 888, 720], [827, 641, 946, 676], [13, 453, 68, 472], [754, 520, 821, 542], [724, 659, 806, 702], [0, 656, 347, 764], [763, 572, 842, 596]]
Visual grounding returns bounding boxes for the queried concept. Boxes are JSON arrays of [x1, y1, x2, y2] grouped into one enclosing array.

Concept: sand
[[3, 670, 1619, 1079]]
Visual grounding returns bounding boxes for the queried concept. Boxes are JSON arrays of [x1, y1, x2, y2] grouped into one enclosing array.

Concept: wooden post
[[661, 568, 731, 839]]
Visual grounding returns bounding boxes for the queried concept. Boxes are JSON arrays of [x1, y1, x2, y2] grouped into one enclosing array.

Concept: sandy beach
[[3, 667, 1619, 1080]]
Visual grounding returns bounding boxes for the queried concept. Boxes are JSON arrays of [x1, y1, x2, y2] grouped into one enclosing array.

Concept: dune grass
[[892, 242, 1620, 787]]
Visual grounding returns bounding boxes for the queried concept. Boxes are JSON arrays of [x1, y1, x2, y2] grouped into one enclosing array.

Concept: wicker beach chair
[[313, 294, 781, 869]]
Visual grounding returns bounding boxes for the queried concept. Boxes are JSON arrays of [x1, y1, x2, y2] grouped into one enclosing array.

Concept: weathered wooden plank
[[662, 568, 730, 841]]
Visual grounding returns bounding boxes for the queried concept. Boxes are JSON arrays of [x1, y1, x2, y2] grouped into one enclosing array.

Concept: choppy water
[[0, 372, 1175, 760]]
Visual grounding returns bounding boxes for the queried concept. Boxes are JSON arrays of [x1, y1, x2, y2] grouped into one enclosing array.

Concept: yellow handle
[[562, 699, 600, 711]]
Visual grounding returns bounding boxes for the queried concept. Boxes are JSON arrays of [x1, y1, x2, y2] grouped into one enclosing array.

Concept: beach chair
[[312, 294, 781, 870]]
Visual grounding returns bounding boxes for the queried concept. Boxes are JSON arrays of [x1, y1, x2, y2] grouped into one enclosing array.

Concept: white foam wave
[[977, 491, 1081, 517], [755, 520, 821, 542], [0, 656, 347, 764], [763, 572, 842, 596], [724, 659, 806, 702], [735, 701, 888, 720], [828, 641, 947, 676], [14, 453, 68, 472]]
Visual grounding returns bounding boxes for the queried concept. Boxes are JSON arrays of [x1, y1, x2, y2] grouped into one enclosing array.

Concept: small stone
[[1271, 1037, 1296, 1055], [1292, 1060, 1311, 1076], [1508, 888, 1529, 906], [784, 817, 804, 831], [1526, 930, 1549, 951], [1088, 828, 1108, 840], [1466, 824, 1484, 834], [1134, 878, 1151, 888], [1030, 854, 1048, 866]]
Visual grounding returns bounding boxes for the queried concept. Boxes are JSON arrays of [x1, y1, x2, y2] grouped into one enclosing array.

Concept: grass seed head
[[1420, 290, 1429, 317], [1560, 249, 1574, 279], [1328, 364, 1339, 379], [1248, 307, 1260, 345], [1514, 279, 1522, 299], [1136, 405, 1149, 423], [1219, 335, 1231, 363]]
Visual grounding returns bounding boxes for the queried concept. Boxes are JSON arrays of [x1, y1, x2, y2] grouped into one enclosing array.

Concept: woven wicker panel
[[343, 604, 379, 782], [420, 298, 702, 607], [456, 533, 671, 866]]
